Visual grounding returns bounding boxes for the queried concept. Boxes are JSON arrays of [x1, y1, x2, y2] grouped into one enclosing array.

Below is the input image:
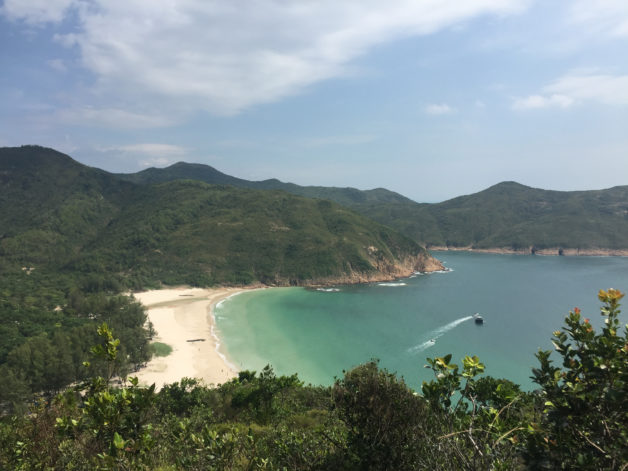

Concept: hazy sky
[[1, 1, 627, 202]]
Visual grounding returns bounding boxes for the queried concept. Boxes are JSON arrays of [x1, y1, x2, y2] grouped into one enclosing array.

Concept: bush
[[526, 289, 628, 470], [332, 361, 429, 470]]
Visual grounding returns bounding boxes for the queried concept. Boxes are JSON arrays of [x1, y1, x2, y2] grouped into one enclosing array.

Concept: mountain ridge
[[117, 160, 416, 206], [0, 145, 440, 288], [117, 158, 628, 252]]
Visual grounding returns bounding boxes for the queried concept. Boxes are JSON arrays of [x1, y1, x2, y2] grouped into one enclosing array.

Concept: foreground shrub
[[526, 288, 628, 470], [332, 361, 431, 470]]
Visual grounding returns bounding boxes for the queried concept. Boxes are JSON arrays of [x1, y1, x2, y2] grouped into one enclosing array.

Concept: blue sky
[[1, 1, 627, 202]]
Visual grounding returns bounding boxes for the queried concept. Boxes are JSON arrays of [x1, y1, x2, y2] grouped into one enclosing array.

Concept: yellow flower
[[598, 288, 625, 303]]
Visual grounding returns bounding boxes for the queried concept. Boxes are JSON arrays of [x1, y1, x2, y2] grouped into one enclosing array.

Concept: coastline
[[132, 286, 262, 390], [303, 251, 446, 286], [129, 252, 442, 388], [428, 246, 628, 257]]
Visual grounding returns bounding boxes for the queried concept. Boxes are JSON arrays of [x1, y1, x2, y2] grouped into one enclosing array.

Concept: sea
[[215, 252, 628, 391]]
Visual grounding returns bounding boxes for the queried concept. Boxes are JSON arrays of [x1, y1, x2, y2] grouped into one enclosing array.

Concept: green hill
[[352, 182, 628, 251], [117, 161, 415, 207], [121, 163, 628, 252], [0, 146, 133, 267], [0, 146, 437, 287]]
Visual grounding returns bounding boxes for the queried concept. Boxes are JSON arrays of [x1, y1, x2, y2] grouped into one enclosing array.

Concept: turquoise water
[[215, 252, 628, 390]]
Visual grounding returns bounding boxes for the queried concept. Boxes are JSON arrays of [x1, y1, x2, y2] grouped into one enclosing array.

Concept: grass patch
[[151, 342, 173, 357]]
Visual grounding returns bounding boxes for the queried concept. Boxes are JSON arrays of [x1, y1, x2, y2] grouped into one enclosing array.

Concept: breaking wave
[[414, 268, 453, 275]]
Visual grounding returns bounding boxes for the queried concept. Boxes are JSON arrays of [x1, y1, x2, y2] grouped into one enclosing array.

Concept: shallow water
[[216, 252, 628, 390]]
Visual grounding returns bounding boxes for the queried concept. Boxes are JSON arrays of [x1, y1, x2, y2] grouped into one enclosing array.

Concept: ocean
[[215, 252, 628, 390]]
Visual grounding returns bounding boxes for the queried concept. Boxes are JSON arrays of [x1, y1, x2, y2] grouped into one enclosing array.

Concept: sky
[[1, 1, 627, 202]]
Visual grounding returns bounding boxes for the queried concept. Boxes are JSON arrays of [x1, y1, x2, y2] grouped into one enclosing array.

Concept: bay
[[215, 252, 628, 390]]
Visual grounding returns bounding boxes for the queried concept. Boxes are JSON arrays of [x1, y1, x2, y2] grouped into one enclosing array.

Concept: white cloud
[[569, 0, 628, 38], [56, 107, 176, 128], [545, 73, 628, 105], [97, 143, 188, 168], [3, 0, 527, 117], [513, 72, 628, 110], [1, 0, 76, 23], [425, 103, 456, 115], [137, 157, 175, 168], [512, 94, 574, 110]]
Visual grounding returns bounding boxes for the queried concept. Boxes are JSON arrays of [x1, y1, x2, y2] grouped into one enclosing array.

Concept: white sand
[[132, 286, 256, 389]]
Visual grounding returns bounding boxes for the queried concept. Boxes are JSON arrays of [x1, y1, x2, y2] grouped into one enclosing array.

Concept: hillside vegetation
[[353, 182, 628, 251], [1, 146, 435, 288], [124, 162, 628, 251], [118, 161, 415, 207]]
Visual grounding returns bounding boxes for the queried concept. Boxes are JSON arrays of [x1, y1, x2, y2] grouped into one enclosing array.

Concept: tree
[[57, 323, 157, 468], [332, 361, 430, 470], [5, 333, 73, 398], [422, 354, 528, 470], [0, 365, 29, 413], [230, 365, 302, 424], [526, 288, 628, 469]]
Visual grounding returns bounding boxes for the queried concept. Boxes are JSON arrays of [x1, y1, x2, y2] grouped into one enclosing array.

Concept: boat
[[473, 313, 484, 324]]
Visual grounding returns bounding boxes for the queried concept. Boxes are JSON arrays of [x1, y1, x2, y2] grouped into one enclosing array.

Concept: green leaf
[[113, 432, 125, 450]]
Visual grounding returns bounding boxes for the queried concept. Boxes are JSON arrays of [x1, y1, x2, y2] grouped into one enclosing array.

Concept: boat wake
[[316, 288, 341, 292], [410, 339, 436, 352], [378, 282, 407, 287], [407, 316, 474, 354]]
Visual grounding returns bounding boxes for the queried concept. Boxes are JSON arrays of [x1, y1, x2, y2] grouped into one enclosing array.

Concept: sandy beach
[[132, 286, 257, 389]]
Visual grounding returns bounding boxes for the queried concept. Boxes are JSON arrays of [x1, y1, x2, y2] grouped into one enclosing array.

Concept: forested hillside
[[118, 160, 414, 207], [1, 146, 437, 287], [352, 182, 628, 251], [123, 162, 628, 251]]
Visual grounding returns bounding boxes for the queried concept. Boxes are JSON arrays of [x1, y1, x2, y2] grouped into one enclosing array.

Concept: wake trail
[[407, 316, 473, 353]]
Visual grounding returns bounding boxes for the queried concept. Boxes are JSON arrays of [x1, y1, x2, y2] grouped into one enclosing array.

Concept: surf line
[[407, 315, 474, 354]]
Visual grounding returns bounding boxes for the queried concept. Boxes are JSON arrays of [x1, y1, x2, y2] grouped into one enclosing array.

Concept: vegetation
[[526, 288, 627, 469], [0, 276, 150, 411], [0, 290, 625, 470], [351, 182, 628, 251], [1, 146, 429, 289], [150, 342, 172, 357], [78, 180, 426, 287], [116, 161, 414, 208], [122, 161, 628, 251]]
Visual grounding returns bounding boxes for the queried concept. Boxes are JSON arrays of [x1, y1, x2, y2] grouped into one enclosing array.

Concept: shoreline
[[428, 246, 628, 257], [129, 254, 443, 389], [132, 286, 263, 390]]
